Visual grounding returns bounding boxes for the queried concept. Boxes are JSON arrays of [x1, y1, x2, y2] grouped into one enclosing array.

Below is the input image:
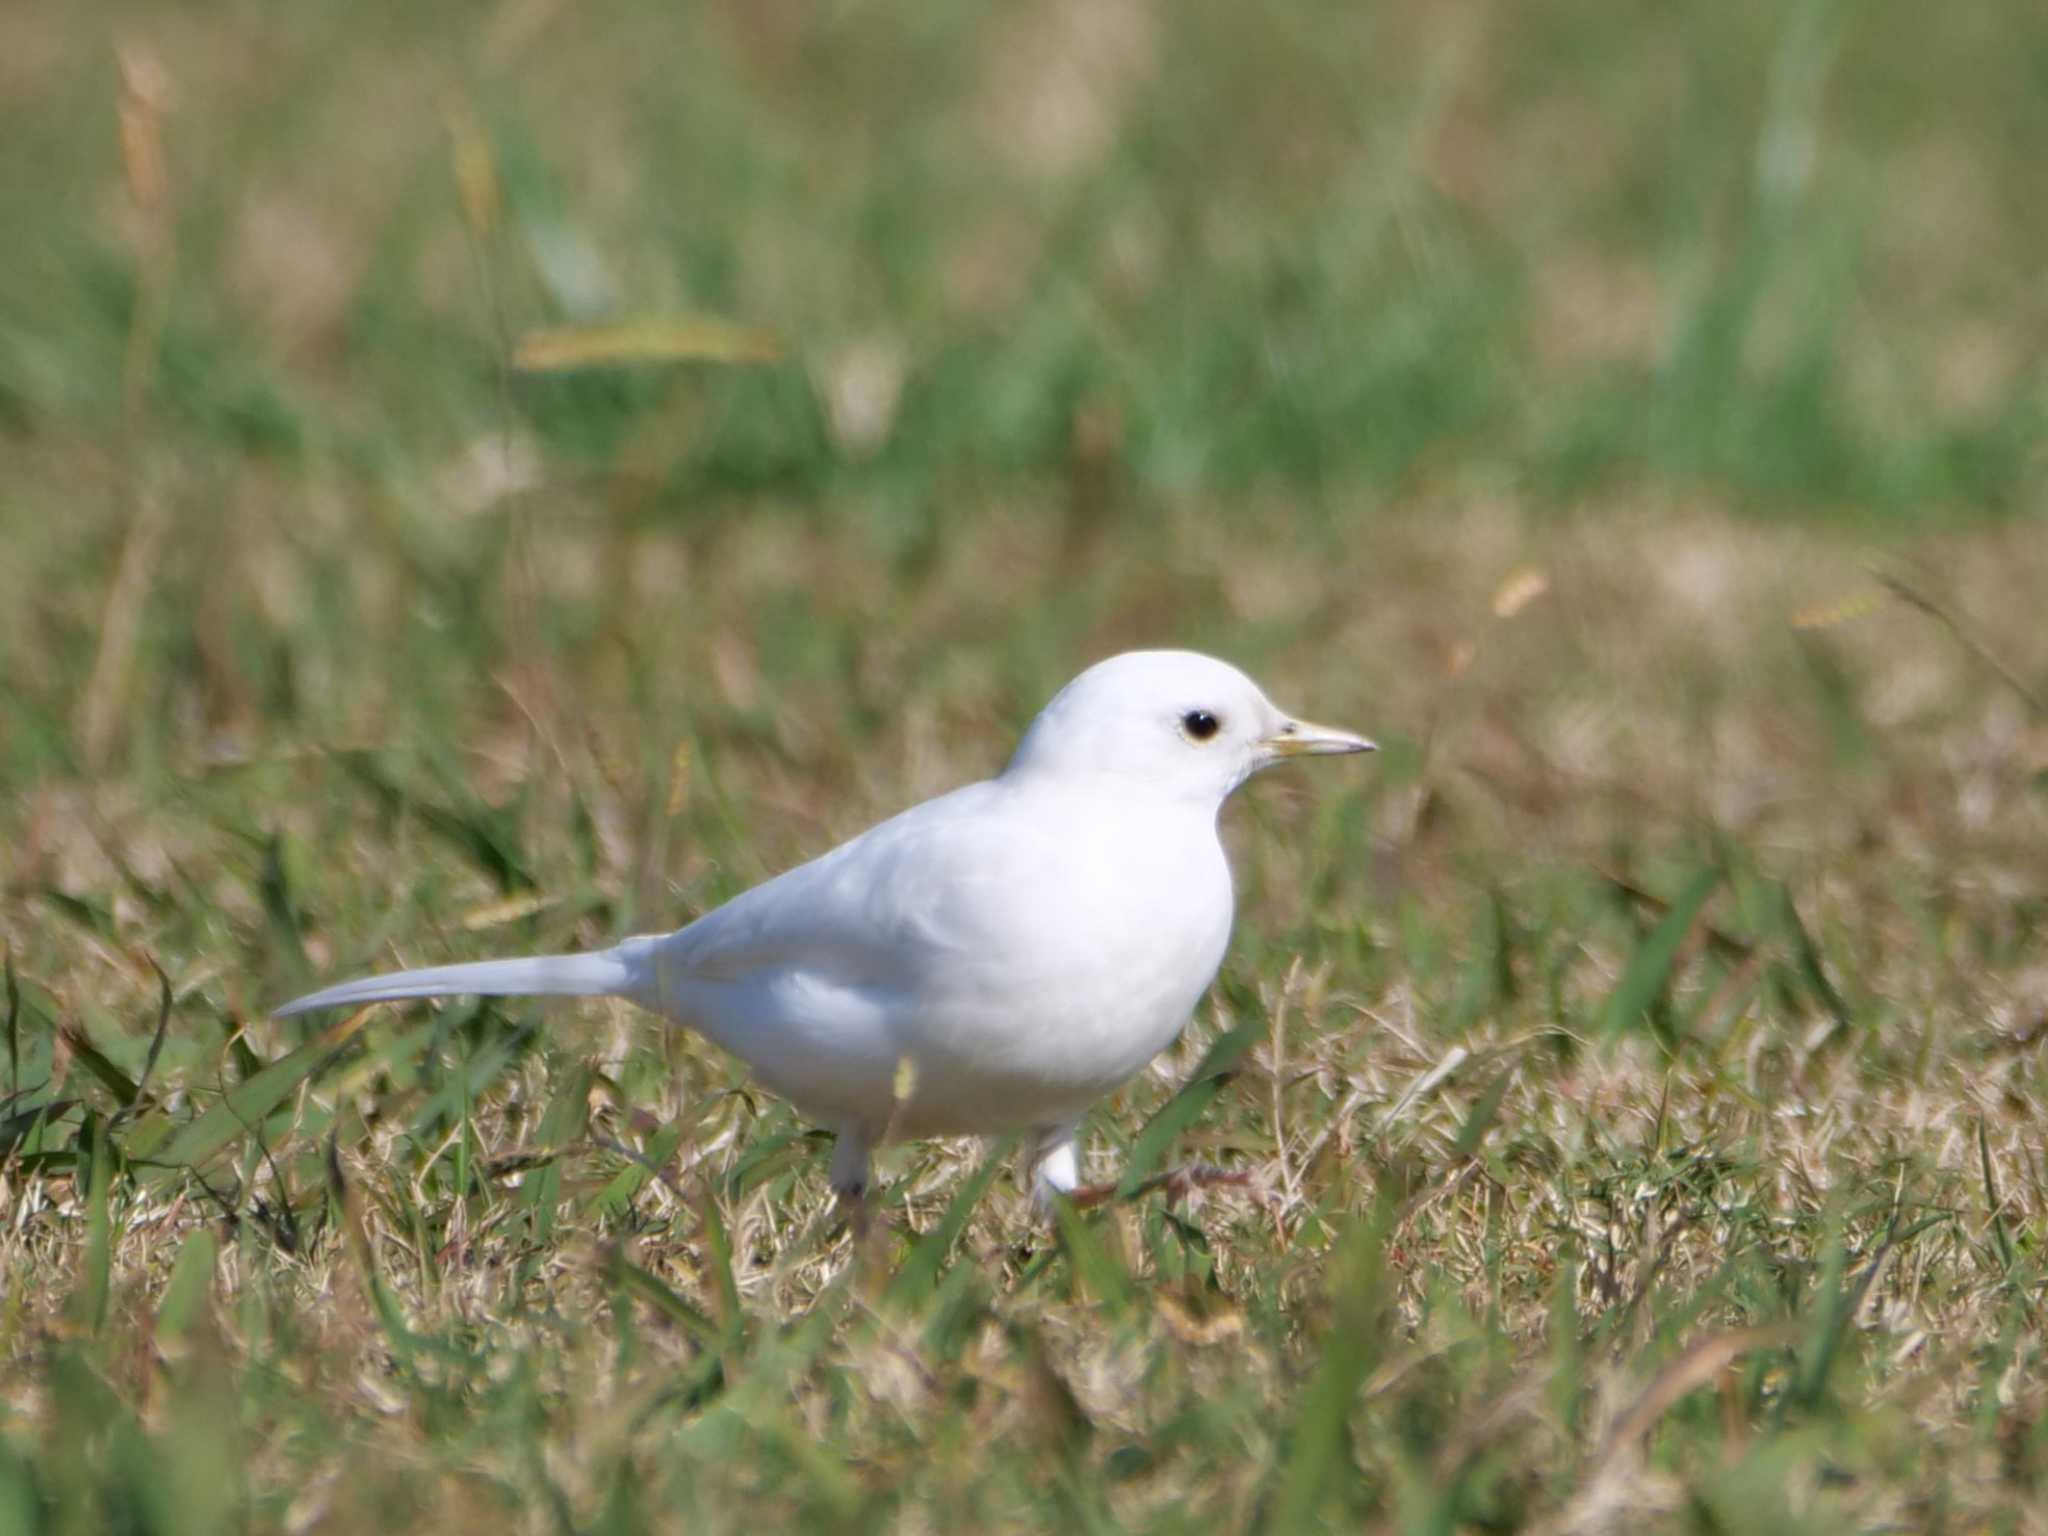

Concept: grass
[[2, 0, 2046, 1529]]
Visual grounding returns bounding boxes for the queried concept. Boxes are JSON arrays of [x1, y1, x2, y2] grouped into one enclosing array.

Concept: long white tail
[[275, 936, 661, 1018]]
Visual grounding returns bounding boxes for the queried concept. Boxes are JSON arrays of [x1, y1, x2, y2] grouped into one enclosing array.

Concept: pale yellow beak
[[1260, 719, 1378, 759]]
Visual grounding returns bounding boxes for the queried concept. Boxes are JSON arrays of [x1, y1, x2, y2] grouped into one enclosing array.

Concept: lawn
[[1, 0, 2044, 1529]]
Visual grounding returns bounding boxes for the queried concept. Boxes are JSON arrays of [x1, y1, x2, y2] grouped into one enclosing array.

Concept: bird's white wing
[[654, 780, 1032, 994]]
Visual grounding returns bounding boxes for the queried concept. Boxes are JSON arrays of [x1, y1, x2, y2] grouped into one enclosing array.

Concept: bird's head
[[1002, 650, 1375, 806]]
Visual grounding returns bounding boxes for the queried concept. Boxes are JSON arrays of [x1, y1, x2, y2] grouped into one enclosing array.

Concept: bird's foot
[[1066, 1163, 1253, 1208]]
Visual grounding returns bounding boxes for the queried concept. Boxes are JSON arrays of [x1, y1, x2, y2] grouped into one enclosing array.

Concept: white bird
[[278, 651, 1374, 1203]]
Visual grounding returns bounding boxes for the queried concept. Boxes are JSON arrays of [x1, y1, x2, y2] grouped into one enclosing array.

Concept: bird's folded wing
[[655, 783, 1040, 991]]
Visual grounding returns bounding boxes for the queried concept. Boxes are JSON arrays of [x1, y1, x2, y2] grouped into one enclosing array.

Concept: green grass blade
[[1776, 884, 1852, 1031], [1788, 1235, 1851, 1414], [4, 947, 17, 1101], [59, 1024, 139, 1109], [1051, 1201, 1135, 1318], [109, 958, 174, 1133], [1451, 1068, 1514, 1162], [1267, 1215, 1389, 1531], [1117, 1010, 1267, 1197], [336, 751, 538, 894], [1600, 868, 1721, 1044], [592, 1121, 684, 1215], [609, 1250, 721, 1346], [1978, 1117, 2017, 1273], [65, 1115, 114, 1337], [517, 1061, 595, 1242], [155, 1228, 219, 1348], [259, 832, 309, 981], [136, 1011, 367, 1172], [0, 1098, 76, 1157], [700, 1191, 744, 1342], [886, 1140, 1012, 1311]]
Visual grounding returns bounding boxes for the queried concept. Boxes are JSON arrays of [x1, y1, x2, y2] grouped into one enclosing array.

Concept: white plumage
[[278, 650, 1373, 1200]]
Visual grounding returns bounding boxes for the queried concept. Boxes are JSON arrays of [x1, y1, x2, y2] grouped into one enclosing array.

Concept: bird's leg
[[1026, 1124, 1252, 1209], [1026, 1124, 1082, 1208], [1066, 1163, 1253, 1208], [829, 1129, 872, 1231]]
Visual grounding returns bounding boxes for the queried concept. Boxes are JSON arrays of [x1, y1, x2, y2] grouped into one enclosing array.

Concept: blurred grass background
[[1, 0, 2045, 1530]]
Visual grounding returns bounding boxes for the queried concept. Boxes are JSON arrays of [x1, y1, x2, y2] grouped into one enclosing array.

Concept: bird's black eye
[[1181, 709, 1222, 742]]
